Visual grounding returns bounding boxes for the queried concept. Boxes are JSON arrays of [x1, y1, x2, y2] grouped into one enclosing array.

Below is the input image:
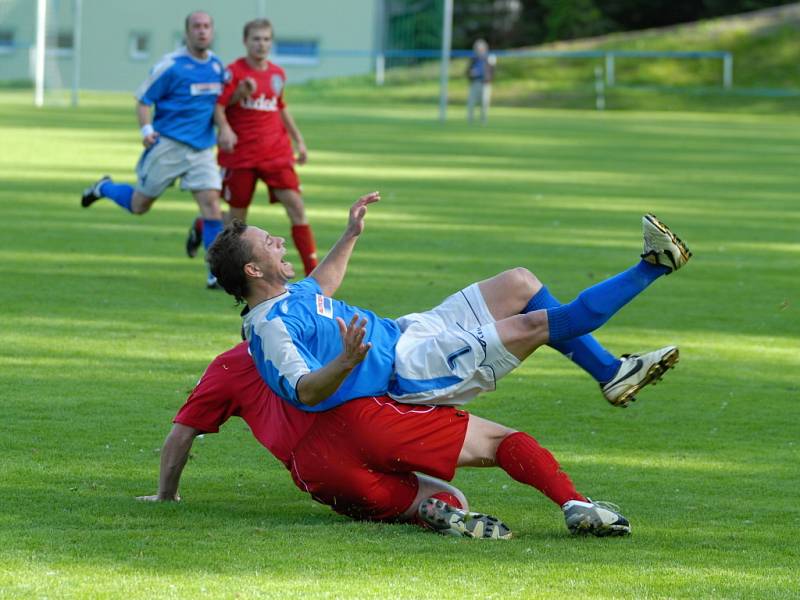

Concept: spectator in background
[[466, 39, 495, 124]]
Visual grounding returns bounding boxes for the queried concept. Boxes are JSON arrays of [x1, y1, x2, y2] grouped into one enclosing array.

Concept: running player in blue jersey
[[81, 11, 227, 289], [207, 192, 691, 412]]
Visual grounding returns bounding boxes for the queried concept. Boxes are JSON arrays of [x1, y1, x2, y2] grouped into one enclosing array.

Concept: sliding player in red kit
[[186, 18, 318, 275], [137, 342, 632, 539]]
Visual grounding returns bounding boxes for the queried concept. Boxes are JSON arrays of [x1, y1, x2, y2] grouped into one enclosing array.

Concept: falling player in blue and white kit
[[81, 12, 227, 288], [207, 192, 691, 413]]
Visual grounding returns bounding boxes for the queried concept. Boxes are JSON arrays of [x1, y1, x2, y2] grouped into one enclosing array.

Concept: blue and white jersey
[[135, 48, 227, 150], [243, 277, 402, 412]]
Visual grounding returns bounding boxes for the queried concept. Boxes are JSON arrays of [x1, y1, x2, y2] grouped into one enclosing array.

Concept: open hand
[[336, 314, 371, 369], [346, 191, 380, 237]]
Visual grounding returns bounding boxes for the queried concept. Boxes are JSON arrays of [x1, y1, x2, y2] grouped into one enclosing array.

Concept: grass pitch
[[0, 89, 798, 599]]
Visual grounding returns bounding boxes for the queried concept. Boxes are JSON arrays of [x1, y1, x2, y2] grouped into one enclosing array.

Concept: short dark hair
[[243, 18, 272, 40], [185, 11, 213, 33], [207, 220, 252, 304]]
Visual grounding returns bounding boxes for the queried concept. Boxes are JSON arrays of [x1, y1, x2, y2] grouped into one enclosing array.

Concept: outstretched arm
[[310, 192, 380, 297], [136, 423, 200, 502], [295, 315, 371, 407]]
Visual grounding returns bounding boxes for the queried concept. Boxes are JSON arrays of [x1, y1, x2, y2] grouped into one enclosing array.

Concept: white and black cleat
[[563, 499, 631, 537], [601, 346, 680, 407], [418, 498, 512, 540], [81, 175, 111, 208], [641, 214, 692, 273]]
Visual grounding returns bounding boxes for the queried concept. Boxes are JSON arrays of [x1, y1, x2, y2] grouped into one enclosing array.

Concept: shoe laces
[[587, 498, 621, 513]]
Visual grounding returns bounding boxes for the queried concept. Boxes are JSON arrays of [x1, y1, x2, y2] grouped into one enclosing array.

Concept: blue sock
[[202, 218, 223, 251], [546, 260, 669, 343], [524, 286, 620, 384], [98, 181, 134, 213]]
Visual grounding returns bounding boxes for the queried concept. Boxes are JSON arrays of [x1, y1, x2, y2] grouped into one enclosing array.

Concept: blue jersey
[[244, 278, 401, 412], [135, 48, 226, 150]]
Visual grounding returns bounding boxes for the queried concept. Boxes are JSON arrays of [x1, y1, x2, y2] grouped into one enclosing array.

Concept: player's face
[[244, 227, 295, 283], [245, 27, 272, 61], [186, 12, 214, 53]]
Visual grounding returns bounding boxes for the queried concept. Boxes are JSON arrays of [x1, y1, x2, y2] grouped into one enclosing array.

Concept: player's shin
[[495, 432, 586, 506], [545, 260, 668, 343]]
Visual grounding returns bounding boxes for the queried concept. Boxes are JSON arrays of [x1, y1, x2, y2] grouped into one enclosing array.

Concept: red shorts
[[288, 397, 469, 522], [221, 164, 300, 208]]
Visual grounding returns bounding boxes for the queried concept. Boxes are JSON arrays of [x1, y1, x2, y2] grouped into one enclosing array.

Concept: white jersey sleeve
[[249, 314, 321, 403]]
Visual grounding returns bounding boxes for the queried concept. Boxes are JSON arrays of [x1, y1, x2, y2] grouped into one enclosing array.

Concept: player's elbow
[[294, 376, 323, 407]]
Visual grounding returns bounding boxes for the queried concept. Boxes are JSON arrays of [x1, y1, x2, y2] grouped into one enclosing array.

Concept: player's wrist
[[140, 124, 155, 138]]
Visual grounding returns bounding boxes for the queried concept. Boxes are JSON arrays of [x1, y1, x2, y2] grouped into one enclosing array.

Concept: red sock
[[495, 432, 587, 507], [291, 224, 318, 276], [411, 491, 463, 530]]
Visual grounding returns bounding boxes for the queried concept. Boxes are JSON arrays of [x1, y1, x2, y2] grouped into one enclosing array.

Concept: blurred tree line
[[386, 0, 798, 50]]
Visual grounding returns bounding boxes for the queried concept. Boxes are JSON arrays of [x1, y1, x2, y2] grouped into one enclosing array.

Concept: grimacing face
[[186, 12, 214, 53], [245, 27, 273, 62], [243, 227, 295, 284]]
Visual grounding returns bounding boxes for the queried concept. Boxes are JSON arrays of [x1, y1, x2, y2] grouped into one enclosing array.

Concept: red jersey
[[217, 58, 295, 169], [174, 342, 316, 467]]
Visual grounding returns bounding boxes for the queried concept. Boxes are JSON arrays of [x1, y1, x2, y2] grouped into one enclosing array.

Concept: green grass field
[[1, 88, 798, 599]]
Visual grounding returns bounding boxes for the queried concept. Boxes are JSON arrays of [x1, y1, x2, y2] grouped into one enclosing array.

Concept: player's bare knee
[[502, 267, 541, 305], [130, 195, 153, 215], [514, 267, 542, 296]]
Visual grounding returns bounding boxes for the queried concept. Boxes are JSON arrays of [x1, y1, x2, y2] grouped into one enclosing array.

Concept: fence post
[[595, 66, 605, 110], [605, 53, 615, 87], [723, 53, 733, 89], [375, 53, 385, 86], [438, 0, 453, 122]]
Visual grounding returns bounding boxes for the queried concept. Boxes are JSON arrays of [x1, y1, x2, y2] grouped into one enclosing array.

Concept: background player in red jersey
[[186, 18, 318, 275], [136, 342, 632, 538]]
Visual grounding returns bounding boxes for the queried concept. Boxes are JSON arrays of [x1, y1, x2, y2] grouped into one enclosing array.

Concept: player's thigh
[[260, 166, 301, 202], [291, 448, 418, 522], [391, 323, 520, 405], [135, 138, 188, 198], [222, 168, 258, 209], [271, 188, 306, 224], [395, 282, 493, 337], [331, 397, 468, 481], [181, 147, 222, 194]]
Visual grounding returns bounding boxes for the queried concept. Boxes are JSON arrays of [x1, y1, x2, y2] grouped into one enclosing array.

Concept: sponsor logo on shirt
[[315, 294, 333, 319], [240, 94, 279, 112], [190, 82, 222, 96]]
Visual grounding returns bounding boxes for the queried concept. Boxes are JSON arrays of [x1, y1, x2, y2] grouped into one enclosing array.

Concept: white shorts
[[388, 283, 520, 405], [135, 136, 222, 198]]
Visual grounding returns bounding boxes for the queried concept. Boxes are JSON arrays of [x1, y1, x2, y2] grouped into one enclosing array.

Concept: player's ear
[[243, 262, 261, 278]]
